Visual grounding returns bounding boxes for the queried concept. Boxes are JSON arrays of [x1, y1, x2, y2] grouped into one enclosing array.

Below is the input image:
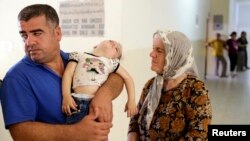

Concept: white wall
[[0, 0, 210, 140]]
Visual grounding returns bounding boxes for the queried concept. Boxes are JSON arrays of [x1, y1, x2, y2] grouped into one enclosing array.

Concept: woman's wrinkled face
[[150, 36, 166, 75]]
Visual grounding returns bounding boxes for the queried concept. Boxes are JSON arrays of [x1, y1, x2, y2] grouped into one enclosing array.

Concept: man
[[207, 33, 228, 77], [0, 4, 123, 141]]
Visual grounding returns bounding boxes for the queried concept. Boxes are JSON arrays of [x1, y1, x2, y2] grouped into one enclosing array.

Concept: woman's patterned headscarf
[[140, 30, 199, 129]]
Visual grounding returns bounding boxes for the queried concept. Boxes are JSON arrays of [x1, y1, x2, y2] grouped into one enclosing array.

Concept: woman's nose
[[150, 50, 156, 58]]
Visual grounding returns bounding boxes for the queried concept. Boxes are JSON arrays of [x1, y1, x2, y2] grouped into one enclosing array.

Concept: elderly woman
[[128, 30, 212, 141]]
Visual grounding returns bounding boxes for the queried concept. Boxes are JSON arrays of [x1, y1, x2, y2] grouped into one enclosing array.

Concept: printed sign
[[59, 0, 105, 37]]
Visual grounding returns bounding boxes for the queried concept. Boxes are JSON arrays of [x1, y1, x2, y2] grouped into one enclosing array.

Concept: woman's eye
[[157, 49, 164, 53]]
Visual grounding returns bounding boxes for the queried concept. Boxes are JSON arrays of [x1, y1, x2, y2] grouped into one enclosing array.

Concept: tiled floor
[[205, 69, 250, 124]]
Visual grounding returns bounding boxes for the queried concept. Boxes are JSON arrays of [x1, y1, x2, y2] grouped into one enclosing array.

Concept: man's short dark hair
[[18, 4, 59, 27]]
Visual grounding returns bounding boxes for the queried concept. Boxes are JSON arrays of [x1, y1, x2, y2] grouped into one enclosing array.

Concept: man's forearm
[[9, 117, 111, 141], [91, 73, 124, 122], [97, 73, 124, 99], [9, 122, 73, 141]]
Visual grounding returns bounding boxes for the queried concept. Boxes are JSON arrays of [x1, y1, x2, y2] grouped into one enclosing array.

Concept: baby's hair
[[116, 42, 123, 60], [107, 40, 123, 60]]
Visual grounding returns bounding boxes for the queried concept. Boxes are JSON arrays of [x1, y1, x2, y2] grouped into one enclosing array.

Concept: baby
[[62, 40, 137, 124]]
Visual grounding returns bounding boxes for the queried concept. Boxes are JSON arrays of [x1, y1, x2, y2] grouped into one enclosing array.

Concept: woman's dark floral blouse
[[128, 75, 212, 141]]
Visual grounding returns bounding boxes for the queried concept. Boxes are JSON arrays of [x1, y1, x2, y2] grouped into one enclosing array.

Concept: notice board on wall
[[59, 0, 105, 37], [213, 15, 223, 31]]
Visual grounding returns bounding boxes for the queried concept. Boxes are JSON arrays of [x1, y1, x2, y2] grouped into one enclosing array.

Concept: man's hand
[[75, 108, 112, 141], [89, 73, 124, 122], [89, 93, 113, 122]]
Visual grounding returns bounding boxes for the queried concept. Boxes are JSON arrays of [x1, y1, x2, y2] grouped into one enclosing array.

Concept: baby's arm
[[62, 61, 78, 115], [116, 65, 138, 117]]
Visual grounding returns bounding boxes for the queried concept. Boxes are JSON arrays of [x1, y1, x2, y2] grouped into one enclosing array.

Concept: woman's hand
[[127, 132, 139, 141]]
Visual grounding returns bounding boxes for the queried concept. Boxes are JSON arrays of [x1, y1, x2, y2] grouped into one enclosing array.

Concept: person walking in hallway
[[237, 31, 249, 70], [226, 31, 238, 77], [207, 33, 228, 77]]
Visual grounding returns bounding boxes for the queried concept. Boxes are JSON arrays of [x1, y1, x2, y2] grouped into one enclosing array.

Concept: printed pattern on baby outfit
[[69, 52, 120, 88]]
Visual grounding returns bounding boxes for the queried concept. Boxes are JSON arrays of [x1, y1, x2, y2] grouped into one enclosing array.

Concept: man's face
[[18, 15, 62, 63]]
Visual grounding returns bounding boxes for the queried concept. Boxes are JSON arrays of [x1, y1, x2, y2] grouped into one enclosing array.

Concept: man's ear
[[55, 26, 62, 41]]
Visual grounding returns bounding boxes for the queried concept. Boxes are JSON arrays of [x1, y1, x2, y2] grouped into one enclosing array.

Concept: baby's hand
[[62, 95, 78, 115], [124, 101, 138, 117]]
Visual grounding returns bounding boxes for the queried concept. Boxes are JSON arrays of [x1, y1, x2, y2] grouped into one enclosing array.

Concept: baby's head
[[95, 40, 122, 59]]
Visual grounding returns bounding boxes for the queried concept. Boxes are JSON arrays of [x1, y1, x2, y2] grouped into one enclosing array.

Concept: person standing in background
[[207, 33, 228, 77], [237, 31, 249, 70], [226, 31, 238, 77]]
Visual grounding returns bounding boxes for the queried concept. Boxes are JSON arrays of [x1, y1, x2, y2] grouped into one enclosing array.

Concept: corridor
[[206, 70, 250, 124]]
